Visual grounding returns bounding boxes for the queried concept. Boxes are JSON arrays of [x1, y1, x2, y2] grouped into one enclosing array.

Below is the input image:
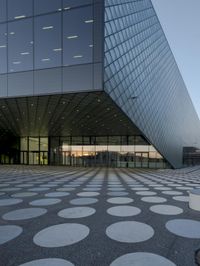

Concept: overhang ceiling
[[0, 91, 144, 138]]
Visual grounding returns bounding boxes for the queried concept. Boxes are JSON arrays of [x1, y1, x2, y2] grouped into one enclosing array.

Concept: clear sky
[[151, 0, 200, 119]]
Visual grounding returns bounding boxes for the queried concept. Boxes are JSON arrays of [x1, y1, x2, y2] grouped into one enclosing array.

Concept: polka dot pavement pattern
[[0, 166, 200, 265]]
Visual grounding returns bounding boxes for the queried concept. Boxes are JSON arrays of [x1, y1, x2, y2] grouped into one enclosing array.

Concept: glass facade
[[0, 0, 199, 169], [19, 136, 168, 168], [0, 0, 103, 96], [104, 0, 200, 168]]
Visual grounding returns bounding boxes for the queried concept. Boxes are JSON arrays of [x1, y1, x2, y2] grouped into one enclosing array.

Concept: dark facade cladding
[[0, 0, 199, 168]]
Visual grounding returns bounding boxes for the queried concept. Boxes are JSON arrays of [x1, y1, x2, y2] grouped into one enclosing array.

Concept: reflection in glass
[[0, 24, 7, 73], [8, 0, 33, 20], [63, 6, 93, 66], [18, 136, 166, 168], [40, 138, 48, 151], [29, 137, 39, 151], [34, 13, 61, 69], [34, 0, 62, 15], [63, 0, 92, 9], [8, 18, 33, 72], [0, 0, 6, 22]]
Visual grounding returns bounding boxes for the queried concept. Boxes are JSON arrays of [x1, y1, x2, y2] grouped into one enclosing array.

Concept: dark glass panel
[[63, 6, 93, 66], [0, 24, 7, 73], [34, 13, 61, 69], [0, 0, 7, 22], [8, 18, 33, 72], [63, 0, 92, 9], [34, 0, 62, 15], [8, 0, 33, 20]]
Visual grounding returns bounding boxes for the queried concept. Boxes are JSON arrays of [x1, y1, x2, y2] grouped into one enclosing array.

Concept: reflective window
[[63, 0, 92, 9], [29, 137, 39, 151], [0, 0, 7, 22], [8, 19, 33, 72], [0, 24, 7, 73], [34, 13, 61, 69], [34, 0, 62, 15], [8, 0, 33, 20], [40, 138, 48, 151], [63, 6, 93, 66], [21, 137, 28, 150]]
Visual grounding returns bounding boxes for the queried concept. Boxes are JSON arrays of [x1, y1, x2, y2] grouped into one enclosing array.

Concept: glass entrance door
[[20, 151, 28, 164], [135, 152, 149, 168], [29, 151, 40, 165]]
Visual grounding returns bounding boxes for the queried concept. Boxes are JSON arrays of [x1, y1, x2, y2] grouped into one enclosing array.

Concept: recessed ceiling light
[[42, 26, 54, 30], [13, 61, 21, 64], [53, 48, 62, 52], [14, 15, 26, 19], [64, 7, 71, 10], [20, 52, 30, 55], [89, 44, 93, 48], [0, 45, 6, 48], [41, 58, 50, 61], [67, 35, 78, 39], [10, 32, 15, 35], [85, 19, 94, 23], [73, 55, 83, 58]]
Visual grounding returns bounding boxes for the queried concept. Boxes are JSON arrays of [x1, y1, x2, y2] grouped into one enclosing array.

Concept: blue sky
[[151, 0, 200, 119]]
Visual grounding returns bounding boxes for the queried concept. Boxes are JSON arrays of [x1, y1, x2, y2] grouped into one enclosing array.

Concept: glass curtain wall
[[20, 136, 48, 165], [20, 136, 168, 168], [49, 136, 168, 168]]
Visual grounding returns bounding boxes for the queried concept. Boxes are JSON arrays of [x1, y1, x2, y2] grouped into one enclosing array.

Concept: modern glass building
[[0, 0, 200, 168]]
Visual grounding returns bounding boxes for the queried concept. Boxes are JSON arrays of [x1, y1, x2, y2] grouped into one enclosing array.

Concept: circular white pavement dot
[[162, 191, 183, 196], [33, 223, 89, 247], [141, 197, 167, 203], [108, 188, 125, 191], [30, 198, 61, 206], [0, 225, 23, 245], [136, 191, 157, 196], [166, 219, 200, 238], [83, 188, 101, 191], [45, 192, 69, 197], [107, 197, 133, 204], [107, 206, 141, 217], [58, 207, 96, 218], [154, 187, 172, 191], [0, 198, 23, 206], [110, 252, 176, 266], [70, 198, 98, 205], [106, 221, 154, 243], [3, 208, 47, 221], [19, 258, 74, 266], [107, 192, 129, 196], [172, 196, 189, 202], [176, 186, 192, 190], [56, 188, 74, 192], [28, 188, 50, 192], [11, 192, 38, 198], [150, 205, 183, 215], [77, 192, 100, 197], [131, 188, 149, 191], [0, 188, 21, 192]]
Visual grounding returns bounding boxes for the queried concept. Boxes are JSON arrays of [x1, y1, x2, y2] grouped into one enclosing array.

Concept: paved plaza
[[0, 166, 200, 266]]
